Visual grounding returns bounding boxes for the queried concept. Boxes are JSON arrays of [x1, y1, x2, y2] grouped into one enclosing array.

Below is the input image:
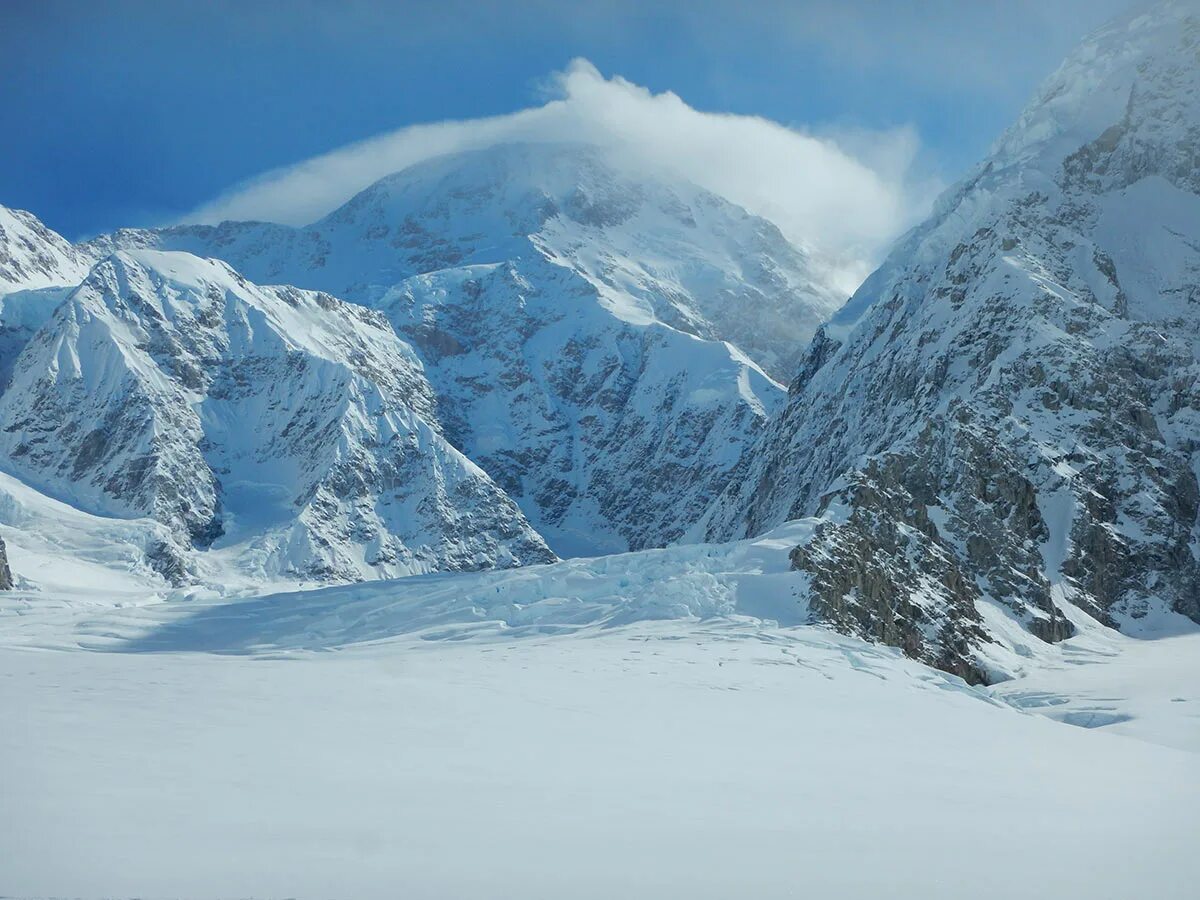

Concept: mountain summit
[[96, 143, 843, 381], [95, 142, 843, 555], [699, 0, 1200, 681]]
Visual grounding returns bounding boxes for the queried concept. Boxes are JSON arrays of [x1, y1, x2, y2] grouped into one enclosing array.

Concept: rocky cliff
[[0, 534, 12, 590], [700, 1, 1200, 680]]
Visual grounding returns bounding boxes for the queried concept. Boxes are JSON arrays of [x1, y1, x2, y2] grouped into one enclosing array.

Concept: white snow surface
[[0, 469, 173, 600], [1, 530, 1197, 898]]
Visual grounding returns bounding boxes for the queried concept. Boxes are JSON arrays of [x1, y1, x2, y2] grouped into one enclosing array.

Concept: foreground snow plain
[[2, 511, 1198, 899]]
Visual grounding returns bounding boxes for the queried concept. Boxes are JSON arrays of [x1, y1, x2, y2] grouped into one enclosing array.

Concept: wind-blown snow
[[180, 59, 934, 288]]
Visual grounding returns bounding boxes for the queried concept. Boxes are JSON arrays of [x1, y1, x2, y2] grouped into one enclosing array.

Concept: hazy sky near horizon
[[3, 0, 1135, 242]]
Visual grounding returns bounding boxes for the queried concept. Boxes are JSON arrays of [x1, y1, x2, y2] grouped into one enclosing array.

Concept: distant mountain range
[[2, 0, 1198, 683]]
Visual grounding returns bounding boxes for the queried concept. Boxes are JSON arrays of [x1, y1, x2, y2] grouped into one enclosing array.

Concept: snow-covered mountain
[[698, 0, 1200, 682], [0, 204, 92, 294], [93, 144, 842, 381], [0, 204, 95, 391], [93, 144, 842, 554], [0, 248, 552, 583]]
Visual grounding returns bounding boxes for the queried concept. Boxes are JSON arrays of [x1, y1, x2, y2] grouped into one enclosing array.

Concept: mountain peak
[[991, 0, 1199, 173], [93, 139, 845, 384], [324, 141, 748, 237], [335, 141, 643, 211], [0, 204, 92, 293], [698, 0, 1200, 680]]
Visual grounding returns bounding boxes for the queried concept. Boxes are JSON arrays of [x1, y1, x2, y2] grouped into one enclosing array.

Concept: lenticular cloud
[[183, 59, 937, 285]]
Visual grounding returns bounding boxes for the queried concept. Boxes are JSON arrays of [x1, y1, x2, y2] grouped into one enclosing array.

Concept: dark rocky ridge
[[0, 534, 12, 590]]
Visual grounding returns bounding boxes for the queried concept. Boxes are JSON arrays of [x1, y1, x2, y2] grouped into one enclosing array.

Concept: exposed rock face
[[0, 534, 12, 590], [377, 255, 781, 554], [91, 143, 841, 554], [0, 249, 553, 582], [700, 1, 1200, 679]]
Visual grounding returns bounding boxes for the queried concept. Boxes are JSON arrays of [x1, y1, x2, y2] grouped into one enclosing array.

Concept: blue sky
[[3, 0, 1133, 241]]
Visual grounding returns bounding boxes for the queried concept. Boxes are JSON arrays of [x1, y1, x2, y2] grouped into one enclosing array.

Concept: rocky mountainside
[[0, 204, 96, 392], [0, 204, 92, 294], [698, 0, 1200, 682], [93, 144, 841, 554], [0, 248, 552, 583]]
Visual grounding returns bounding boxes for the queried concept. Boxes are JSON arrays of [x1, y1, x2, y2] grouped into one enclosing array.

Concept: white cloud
[[182, 59, 940, 286]]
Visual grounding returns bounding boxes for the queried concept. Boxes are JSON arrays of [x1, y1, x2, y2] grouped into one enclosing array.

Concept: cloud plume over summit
[[184, 59, 939, 287]]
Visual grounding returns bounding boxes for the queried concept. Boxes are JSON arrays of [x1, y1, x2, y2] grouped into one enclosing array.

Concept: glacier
[[2, 5, 1200, 895]]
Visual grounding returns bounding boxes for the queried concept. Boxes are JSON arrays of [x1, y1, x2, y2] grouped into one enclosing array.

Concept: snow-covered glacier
[[2, 4, 1200, 898]]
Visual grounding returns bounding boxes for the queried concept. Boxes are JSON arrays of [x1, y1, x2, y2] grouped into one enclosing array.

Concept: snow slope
[[92, 143, 840, 554], [992, 623, 1200, 754], [0, 203, 91, 294], [0, 205, 92, 390], [698, 0, 1200, 681], [25, 520, 817, 652], [2, 609, 1197, 899], [2, 422, 1195, 897], [0, 249, 552, 583], [0, 469, 173, 600]]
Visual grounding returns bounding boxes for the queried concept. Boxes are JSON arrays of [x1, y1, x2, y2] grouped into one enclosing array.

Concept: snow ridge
[[699, 0, 1200, 680], [0, 249, 552, 582], [0, 204, 91, 294]]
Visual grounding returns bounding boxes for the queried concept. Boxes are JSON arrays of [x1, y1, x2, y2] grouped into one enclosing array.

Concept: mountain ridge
[[0, 247, 553, 582], [697, 0, 1200, 681], [89, 142, 840, 555]]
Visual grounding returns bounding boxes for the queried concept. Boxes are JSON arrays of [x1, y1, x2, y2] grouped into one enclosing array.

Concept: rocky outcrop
[[0, 534, 12, 590], [789, 423, 1075, 682], [701, 1, 1200, 680]]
